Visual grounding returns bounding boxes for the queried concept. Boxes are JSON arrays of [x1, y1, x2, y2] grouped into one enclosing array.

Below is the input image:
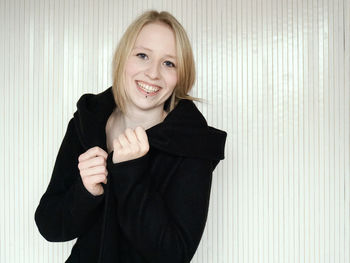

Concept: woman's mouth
[[136, 81, 161, 96]]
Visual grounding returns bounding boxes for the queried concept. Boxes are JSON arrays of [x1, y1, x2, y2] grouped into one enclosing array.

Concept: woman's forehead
[[133, 23, 176, 55]]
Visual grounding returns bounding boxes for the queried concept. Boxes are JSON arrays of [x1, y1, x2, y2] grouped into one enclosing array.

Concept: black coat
[[35, 87, 227, 263]]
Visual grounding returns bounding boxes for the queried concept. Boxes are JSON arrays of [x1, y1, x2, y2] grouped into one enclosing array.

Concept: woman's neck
[[113, 105, 167, 131]]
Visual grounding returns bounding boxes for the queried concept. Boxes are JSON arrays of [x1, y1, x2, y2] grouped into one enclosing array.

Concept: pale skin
[[77, 127, 150, 196], [77, 22, 178, 196]]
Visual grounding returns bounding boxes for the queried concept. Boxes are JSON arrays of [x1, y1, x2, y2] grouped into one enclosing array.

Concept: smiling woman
[[124, 22, 178, 112], [34, 10, 227, 263], [112, 11, 201, 115]]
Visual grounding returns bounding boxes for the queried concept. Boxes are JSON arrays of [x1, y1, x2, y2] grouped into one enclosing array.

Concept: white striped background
[[0, 0, 349, 262]]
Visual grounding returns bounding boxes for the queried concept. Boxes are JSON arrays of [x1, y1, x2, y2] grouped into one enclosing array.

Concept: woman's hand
[[112, 127, 150, 164], [78, 146, 108, 196]]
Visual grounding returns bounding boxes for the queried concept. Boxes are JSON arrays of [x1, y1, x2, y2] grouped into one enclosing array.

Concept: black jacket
[[35, 87, 227, 263]]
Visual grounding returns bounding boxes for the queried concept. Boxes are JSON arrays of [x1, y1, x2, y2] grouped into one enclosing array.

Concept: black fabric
[[35, 87, 227, 263]]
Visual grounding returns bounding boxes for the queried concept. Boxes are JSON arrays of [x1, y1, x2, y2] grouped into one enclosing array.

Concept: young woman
[[35, 10, 227, 263]]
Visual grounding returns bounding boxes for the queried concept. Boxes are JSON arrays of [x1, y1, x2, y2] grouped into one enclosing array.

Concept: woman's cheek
[[166, 71, 178, 87]]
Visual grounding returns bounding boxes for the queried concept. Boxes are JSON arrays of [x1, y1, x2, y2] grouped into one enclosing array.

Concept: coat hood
[[73, 87, 227, 168]]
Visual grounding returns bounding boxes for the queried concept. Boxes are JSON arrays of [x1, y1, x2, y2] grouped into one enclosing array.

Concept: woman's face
[[124, 22, 178, 112]]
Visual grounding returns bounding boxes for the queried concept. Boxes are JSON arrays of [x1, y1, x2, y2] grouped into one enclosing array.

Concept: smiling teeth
[[137, 82, 160, 92]]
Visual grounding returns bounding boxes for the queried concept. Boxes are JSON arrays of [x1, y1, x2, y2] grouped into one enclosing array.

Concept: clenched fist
[[113, 126, 150, 164], [78, 146, 108, 196]]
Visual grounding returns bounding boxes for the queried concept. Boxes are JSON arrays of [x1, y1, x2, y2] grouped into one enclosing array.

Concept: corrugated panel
[[0, 0, 349, 262]]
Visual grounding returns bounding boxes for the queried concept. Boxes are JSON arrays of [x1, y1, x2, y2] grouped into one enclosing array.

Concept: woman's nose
[[145, 61, 160, 80]]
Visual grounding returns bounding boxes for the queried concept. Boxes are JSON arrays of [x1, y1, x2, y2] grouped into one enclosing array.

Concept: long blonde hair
[[112, 10, 203, 114]]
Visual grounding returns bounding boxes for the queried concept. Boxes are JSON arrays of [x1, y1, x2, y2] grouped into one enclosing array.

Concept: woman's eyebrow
[[133, 46, 176, 59]]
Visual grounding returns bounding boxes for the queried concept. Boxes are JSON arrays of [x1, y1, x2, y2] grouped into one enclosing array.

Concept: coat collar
[[73, 87, 227, 163]]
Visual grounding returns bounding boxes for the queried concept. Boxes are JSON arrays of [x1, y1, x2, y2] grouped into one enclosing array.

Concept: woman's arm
[[35, 118, 105, 242], [107, 152, 213, 263]]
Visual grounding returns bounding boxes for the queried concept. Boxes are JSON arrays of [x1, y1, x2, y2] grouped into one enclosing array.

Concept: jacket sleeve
[[107, 151, 214, 263], [35, 118, 105, 242]]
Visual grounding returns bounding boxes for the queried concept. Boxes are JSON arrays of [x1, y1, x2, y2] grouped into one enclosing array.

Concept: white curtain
[[0, 0, 349, 262]]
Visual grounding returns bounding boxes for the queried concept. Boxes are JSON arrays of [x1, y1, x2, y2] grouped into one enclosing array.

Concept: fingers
[[113, 138, 122, 150], [124, 128, 138, 143], [78, 146, 108, 183], [78, 147, 109, 196], [117, 133, 129, 148], [135, 126, 149, 151], [117, 127, 148, 146], [85, 173, 108, 186], [116, 128, 138, 148], [111, 126, 149, 164], [78, 156, 106, 171], [80, 165, 108, 178], [78, 146, 108, 162]]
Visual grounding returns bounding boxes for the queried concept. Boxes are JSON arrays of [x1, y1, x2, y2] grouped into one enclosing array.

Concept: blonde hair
[[112, 10, 204, 115]]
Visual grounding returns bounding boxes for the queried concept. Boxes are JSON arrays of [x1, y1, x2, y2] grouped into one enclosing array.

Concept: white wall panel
[[0, 0, 349, 262]]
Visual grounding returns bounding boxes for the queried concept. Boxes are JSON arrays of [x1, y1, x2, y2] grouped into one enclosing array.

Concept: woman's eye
[[164, 61, 175, 68], [136, 53, 148, 59]]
